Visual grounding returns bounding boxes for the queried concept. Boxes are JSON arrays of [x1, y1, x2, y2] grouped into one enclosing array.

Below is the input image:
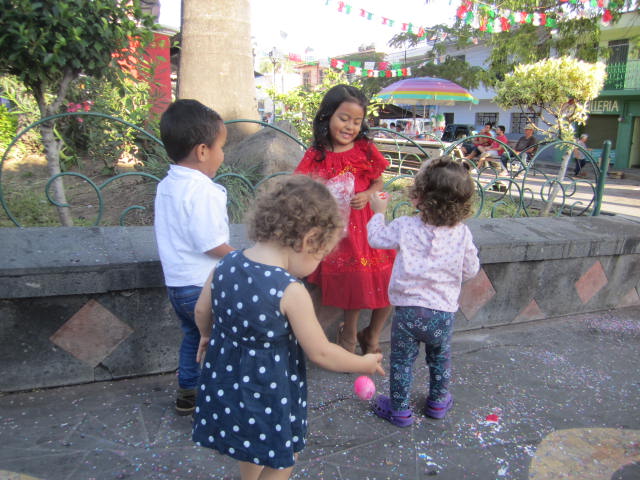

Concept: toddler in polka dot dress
[[367, 156, 480, 427], [192, 175, 385, 479]]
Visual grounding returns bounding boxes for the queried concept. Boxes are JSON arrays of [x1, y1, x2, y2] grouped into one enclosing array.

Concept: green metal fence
[[372, 129, 611, 218], [0, 113, 610, 227]]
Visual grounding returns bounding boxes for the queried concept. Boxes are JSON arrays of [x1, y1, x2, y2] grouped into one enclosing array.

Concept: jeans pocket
[[168, 286, 201, 315]]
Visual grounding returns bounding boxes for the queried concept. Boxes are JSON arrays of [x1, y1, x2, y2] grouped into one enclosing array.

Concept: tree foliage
[[392, 1, 639, 88], [0, 0, 156, 114], [0, 0, 156, 225], [494, 56, 606, 141], [494, 55, 607, 215]]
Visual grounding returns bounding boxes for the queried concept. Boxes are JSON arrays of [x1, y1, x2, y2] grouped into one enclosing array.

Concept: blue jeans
[[390, 306, 454, 410], [167, 285, 203, 390]]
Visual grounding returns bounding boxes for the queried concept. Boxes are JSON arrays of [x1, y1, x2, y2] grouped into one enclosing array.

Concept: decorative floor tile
[[617, 287, 640, 308], [514, 299, 545, 323], [0, 471, 43, 480], [575, 261, 608, 304], [459, 268, 496, 320], [50, 300, 133, 367]]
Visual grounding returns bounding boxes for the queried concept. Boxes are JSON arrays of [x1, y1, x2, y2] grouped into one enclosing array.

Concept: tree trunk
[[40, 122, 73, 226], [541, 151, 571, 216], [179, 0, 259, 143]]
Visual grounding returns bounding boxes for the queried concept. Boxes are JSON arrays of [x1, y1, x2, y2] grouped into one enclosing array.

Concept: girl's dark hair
[[409, 156, 475, 227], [160, 99, 223, 162], [311, 84, 369, 160], [246, 175, 344, 254]]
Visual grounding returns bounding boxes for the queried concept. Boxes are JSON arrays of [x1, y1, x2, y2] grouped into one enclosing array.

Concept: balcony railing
[[604, 59, 640, 90]]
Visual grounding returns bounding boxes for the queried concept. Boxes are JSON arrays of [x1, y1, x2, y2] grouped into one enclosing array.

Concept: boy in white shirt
[[155, 99, 234, 415]]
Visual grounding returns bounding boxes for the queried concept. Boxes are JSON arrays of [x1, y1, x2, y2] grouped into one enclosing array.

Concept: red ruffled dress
[[295, 138, 395, 310]]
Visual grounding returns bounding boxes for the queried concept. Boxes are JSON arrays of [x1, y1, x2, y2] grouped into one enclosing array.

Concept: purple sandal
[[424, 392, 454, 419], [372, 395, 414, 427]]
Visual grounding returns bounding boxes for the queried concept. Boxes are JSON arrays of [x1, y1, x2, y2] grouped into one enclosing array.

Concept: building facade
[[586, 13, 640, 168]]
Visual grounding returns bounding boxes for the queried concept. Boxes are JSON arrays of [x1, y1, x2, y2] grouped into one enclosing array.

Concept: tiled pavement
[[1, 306, 639, 480]]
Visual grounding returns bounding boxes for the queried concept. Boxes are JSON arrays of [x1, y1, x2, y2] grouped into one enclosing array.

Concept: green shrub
[[0, 104, 18, 153], [57, 75, 158, 173], [0, 75, 43, 158]]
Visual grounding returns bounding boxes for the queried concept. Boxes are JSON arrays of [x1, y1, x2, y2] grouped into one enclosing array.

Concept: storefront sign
[[588, 99, 620, 114]]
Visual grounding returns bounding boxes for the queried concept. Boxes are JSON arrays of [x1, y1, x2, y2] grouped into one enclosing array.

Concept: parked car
[[440, 124, 476, 142]]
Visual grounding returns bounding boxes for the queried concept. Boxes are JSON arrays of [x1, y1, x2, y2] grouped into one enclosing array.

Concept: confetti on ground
[[485, 414, 500, 423]]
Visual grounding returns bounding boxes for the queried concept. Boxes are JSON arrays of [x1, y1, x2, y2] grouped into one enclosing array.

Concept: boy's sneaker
[[175, 387, 196, 415]]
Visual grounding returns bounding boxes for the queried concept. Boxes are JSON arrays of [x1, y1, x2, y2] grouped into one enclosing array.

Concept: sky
[[158, 0, 458, 59]]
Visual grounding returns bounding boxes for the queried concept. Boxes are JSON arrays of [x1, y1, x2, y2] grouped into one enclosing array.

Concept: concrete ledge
[[0, 225, 250, 298], [469, 216, 640, 263], [1, 217, 639, 392]]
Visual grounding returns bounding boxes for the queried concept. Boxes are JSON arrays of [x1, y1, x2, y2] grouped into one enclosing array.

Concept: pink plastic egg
[[353, 375, 375, 400]]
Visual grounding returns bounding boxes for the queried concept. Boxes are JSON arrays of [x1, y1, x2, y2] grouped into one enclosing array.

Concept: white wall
[[385, 41, 528, 133]]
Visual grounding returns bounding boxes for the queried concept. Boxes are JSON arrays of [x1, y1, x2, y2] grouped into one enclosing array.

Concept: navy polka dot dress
[[192, 250, 308, 469]]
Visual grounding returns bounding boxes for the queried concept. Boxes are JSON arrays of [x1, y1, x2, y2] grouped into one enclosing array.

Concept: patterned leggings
[[390, 306, 454, 411]]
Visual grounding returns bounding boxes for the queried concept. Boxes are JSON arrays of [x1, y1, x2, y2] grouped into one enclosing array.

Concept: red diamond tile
[[459, 268, 496, 320], [575, 261, 608, 304], [514, 299, 545, 323], [50, 300, 133, 367], [617, 287, 640, 308]]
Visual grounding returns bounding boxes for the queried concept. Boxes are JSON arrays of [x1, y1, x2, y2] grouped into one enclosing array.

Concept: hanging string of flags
[[330, 58, 412, 77], [456, 0, 617, 32], [277, 55, 414, 78], [323, 0, 447, 40], [323, 0, 617, 37]]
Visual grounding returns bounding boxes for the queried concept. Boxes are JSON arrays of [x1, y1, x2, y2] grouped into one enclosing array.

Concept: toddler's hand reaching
[[363, 352, 386, 376], [369, 191, 389, 214]]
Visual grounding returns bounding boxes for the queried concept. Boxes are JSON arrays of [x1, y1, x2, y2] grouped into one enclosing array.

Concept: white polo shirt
[[154, 164, 230, 287]]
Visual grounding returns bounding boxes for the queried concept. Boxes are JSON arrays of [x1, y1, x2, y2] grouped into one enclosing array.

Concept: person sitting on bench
[[500, 124, 537, 169], [477, 125, 508, 171]]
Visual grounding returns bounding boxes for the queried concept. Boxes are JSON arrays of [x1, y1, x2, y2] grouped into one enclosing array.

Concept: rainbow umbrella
[[374, 77, 478, 106]]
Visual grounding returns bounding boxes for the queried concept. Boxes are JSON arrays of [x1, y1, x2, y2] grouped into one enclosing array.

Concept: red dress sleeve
[[365, 142, 389, 179], [294, 148, 316, 175], [349, 140, 388, 183]]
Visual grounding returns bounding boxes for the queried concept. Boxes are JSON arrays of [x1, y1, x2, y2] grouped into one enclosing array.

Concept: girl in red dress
[[295, 85, 395, 355]]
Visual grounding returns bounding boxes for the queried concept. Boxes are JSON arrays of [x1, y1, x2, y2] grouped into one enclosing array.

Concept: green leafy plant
[[0, 104, 17, 153], [0, 75, 42, 157], [495, 57, 606, 142], [0, 0, 156, 225], [494, 56, 606, 215], [56, 75, 157, 174]]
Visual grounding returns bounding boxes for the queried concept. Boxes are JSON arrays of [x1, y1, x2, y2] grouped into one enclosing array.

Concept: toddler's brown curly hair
[[409, 156, 475, 227], [246, 175, 344, 254]]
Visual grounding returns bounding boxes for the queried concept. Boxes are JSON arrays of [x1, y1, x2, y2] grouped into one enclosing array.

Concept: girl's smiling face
[[329, 101, 365, 152]]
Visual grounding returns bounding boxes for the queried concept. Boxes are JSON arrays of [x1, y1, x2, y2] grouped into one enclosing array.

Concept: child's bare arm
[[205, 243, 234, 258], [282, 283, 385, 376], [194, 270, 214, 363]]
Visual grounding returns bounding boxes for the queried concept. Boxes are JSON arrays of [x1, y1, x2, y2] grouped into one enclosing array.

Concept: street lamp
[[267, 47, 280, 119]]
